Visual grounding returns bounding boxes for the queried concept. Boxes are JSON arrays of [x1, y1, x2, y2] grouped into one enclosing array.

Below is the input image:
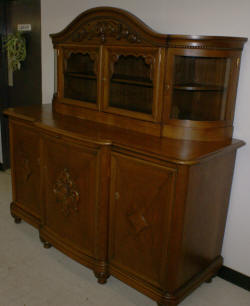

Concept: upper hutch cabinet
[[51, 9, 246, 141]]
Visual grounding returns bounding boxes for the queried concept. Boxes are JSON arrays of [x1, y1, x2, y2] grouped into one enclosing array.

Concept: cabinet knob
[[114, 192, 120, 200]]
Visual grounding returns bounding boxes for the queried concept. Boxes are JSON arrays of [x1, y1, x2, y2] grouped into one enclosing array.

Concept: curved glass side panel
[[170, 56, 231, 121]]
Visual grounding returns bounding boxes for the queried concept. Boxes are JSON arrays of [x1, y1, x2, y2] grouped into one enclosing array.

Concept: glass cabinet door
[[62, 48, 99, 108], [103, 47, 164, 122], [168, 51, 234, 122]]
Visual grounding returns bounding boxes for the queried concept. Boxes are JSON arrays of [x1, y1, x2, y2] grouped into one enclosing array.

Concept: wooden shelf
[[174, 83, 225, 92], [111, 75, 153, 87], [65, 72, 97, 80]]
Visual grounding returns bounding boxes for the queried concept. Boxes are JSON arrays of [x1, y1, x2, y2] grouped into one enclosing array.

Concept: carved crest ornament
[[53, 168, 80, 217], [71, 20, 141, 43]]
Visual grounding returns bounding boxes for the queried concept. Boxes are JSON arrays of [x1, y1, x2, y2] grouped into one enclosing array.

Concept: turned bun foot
[[39, 236, 52, 249], [10, 202, 21, 224], [43, 241, 52, 249], [205, 276, 214, 283], [14, 216, 22, 224], [94, 271, 109, 284]]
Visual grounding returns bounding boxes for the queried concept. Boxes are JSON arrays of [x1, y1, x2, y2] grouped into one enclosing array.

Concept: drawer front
[[10, 121, 41, 218], [109, 152, 176, 287], [42, 135, 99, 258]]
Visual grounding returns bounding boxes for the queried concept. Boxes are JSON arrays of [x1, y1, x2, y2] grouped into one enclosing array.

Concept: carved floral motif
[[53, 168, 80, 217], [71, 20, 141, 44]]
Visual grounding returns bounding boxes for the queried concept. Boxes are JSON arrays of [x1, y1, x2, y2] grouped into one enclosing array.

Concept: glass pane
[[64, 53, 97, 104], [64, 76, 96, 103], [109, 55, 153, 114], [170, 56, 231, 121]]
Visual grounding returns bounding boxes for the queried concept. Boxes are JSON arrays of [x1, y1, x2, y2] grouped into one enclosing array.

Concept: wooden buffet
[[4, 7, 247, 306]]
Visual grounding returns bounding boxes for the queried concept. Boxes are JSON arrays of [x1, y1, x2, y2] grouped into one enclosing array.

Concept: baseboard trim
[[218, 265, 250, 291]]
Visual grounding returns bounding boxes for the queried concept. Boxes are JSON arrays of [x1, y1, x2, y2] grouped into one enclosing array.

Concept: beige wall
[[41, 0, 250, 276]]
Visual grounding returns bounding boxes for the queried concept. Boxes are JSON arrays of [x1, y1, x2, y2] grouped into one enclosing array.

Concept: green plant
[[4, 32, 26, 71]]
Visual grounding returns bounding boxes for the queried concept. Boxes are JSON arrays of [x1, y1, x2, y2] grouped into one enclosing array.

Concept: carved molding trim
[[64, 49, 97, 61], [166, 43, 240, 50], [53, 168, 80, 217], [64, 50, 98, 75], [109, 52, 155, 80], [71, 20, 141, 44]]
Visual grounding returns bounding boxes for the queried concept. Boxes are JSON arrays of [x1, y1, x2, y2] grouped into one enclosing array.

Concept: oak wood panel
[[10, 120, 41, 225], [109, 152, 176, 288], [41, 134, 100, 259], [4, 104, 245, 165], [5, 106, 245, 306], [178, 150, 237, 287]]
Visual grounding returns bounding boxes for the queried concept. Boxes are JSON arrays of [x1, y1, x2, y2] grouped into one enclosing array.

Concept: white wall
[[41, 0, 250, 276]]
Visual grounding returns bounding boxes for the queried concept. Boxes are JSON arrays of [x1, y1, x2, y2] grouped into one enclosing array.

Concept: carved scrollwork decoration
[[71, 20, 141, 44], [19, 146, 32, 182], [109, 53, 120, 77], [109, 52, 155, 80], [22, 158, 32, 181], [63, 50, 98, 75], [53, 168, 80, 217]]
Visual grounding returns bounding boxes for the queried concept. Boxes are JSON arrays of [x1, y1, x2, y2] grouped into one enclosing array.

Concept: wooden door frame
[[0, 0, 10, 170]]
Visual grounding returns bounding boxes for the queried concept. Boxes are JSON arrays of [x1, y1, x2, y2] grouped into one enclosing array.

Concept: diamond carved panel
[[127, 211, 149, 234]]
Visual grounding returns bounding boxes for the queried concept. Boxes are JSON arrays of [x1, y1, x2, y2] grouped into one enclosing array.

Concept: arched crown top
[[50, 6, 167, 47], [50, 7, 247, 49]]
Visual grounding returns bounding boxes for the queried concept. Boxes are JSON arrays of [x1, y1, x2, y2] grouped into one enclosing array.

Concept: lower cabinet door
[[10, 121, 41, 221], [42, 135, 99, 259], [109, 152, 176, 288]]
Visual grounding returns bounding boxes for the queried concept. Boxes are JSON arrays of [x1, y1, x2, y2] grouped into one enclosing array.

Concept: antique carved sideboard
[[4, 7, 247, 306]]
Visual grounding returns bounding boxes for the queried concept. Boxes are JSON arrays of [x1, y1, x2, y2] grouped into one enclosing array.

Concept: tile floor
[[0, 170, 249, 306]]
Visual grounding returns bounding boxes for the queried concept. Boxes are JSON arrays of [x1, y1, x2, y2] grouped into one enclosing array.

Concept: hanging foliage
[[4, 32, 26, 71]]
